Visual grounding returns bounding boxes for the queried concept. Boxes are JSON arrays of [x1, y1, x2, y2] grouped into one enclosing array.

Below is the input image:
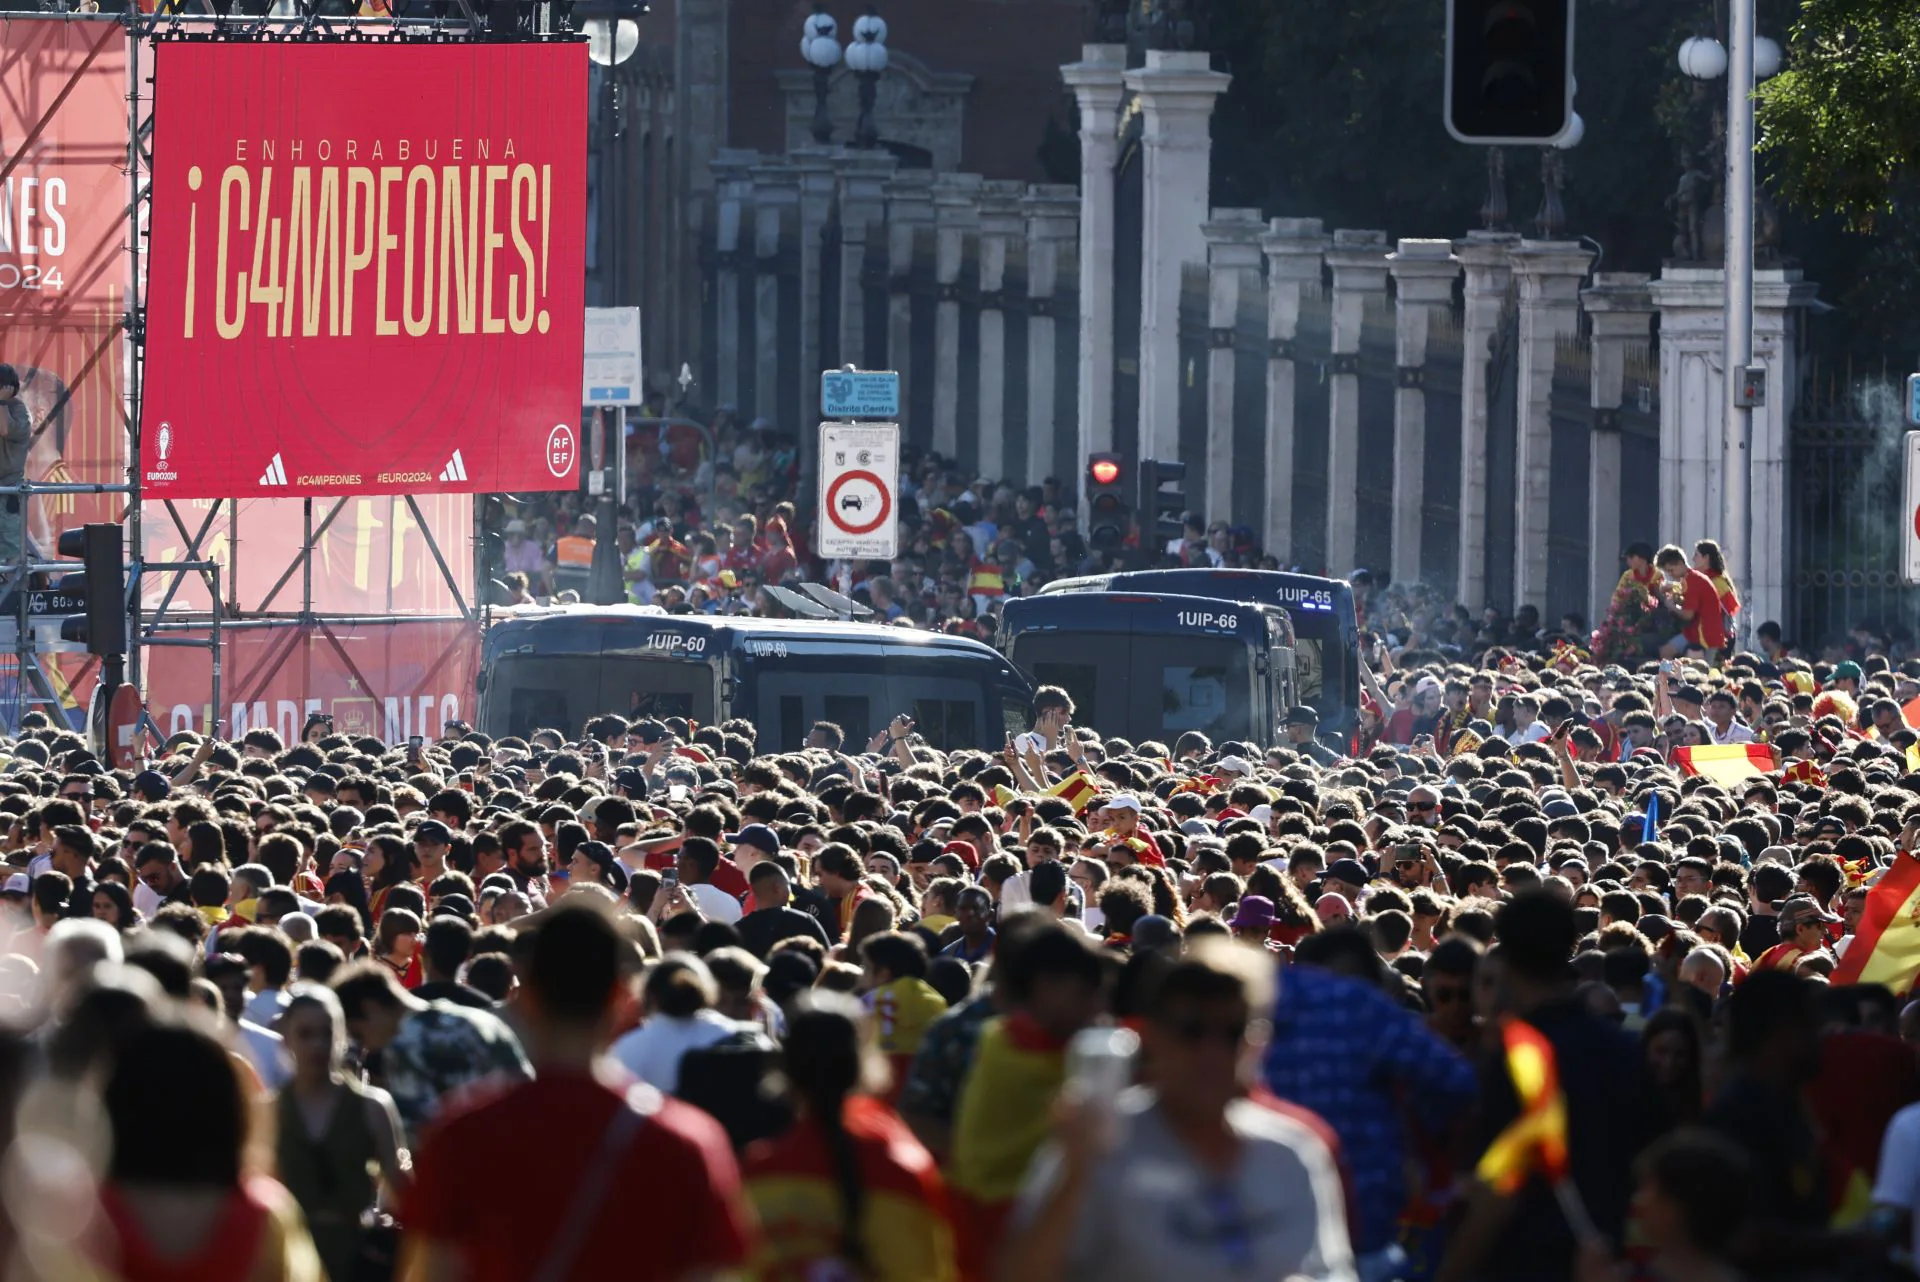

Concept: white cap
[[1249, 804, 1274, 825], [1104, 795, 1142, 813], [1215, 756, 1254, 777], [2, 874, 28, 896]]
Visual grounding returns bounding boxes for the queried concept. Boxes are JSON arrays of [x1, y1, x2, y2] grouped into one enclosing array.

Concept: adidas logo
[[439, 450, 468, 483], [259, 454, 288, 487]]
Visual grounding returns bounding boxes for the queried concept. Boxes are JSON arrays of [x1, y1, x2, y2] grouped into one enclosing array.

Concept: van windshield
[[488, 655, 716, 739], [1015, 632, 1251, 743]]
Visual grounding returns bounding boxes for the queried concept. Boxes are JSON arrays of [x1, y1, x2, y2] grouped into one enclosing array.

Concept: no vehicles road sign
[[818, 422, 900, 560]]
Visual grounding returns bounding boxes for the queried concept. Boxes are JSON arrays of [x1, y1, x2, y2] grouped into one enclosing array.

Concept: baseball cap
[[0, 874, 26, 898], [1777, 894, 1841, 929], [1248, 804, 1274, 825], [1670, 685, 1705, 707], [726, 824, 781, 855], [433, 893, 477, 922], [413, 820, 454, 846], [1215, 756, 1254, 778], [1103, 795, 1142, 813], [613, 767, 651, 797], [942, 839, 981, 870], [1324, 857, 1370, 889], [1830, 660, 1864, 687], [132, 770, 171, 802], [1285, 706, 1320, 727]]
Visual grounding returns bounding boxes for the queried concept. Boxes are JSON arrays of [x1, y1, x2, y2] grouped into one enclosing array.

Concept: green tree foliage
[[1756, 0, 1920, 227]]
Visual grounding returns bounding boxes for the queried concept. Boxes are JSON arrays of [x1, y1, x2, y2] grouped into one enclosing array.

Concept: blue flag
[[1641, 792, 1660, 844]]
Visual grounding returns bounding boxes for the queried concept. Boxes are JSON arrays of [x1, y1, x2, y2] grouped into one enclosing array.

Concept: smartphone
[[660, 865, 678, 887], [408, 734, 424, 759]]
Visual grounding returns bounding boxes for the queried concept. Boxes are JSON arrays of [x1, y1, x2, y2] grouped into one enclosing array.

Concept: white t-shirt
[[609, 1010, 742, 1094], [1874, 1100, 1920, 1261], [686, 881, 744, 924], [1707, 720, 1757, 745]]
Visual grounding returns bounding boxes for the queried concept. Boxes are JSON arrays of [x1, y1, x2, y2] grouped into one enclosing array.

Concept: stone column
[[1453, 230, 1521, 608], [1201, 209, 1264, 522], [1324, 229, 1390, 577], [1581, 273, 1656, 622], [1509, 240, 1595, 611], [1386, 239, 1462, 587], [709, 150, 757, 411], [1260, 218, 1329, 565], [1649, 265, 1816, 629], [932, 173, 983, 460], [1126, 50, 1231, 463], [975, 180, 1025, 481], [750, 163, 799, 425], [793, 150, 837, 432], [832, 151, 896, 371], [1060, 45, 1127, 461], [1023, 184, 1079, 486], [883, 172, 936, 409]]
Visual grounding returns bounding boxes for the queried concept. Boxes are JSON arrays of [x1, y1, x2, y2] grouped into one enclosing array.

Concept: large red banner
[[140, 42, 587, 499], [0, 19, 131, 553]]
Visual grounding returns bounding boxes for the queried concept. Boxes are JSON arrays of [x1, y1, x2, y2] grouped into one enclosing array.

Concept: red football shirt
[[1680, 569, 1727, 650], [404, 1070, 752, 1282]]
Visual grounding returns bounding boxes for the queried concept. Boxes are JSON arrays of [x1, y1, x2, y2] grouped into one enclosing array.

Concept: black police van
[[997, 592, 1299, 748], [1035, 568, 1361, 742], [476, 605, 1034, 750]]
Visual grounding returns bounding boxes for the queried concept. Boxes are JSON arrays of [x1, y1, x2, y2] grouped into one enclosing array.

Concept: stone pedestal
[[1061, 45, 1128, 465], [709, 150, 757, 411], [1453, 230, 1521, 608], [1261, 219, 1329, 565], [832, 151, 896, 371], [1387, 239, 1462, 587], [1126, 50, 1230, 463], [1023, 185, 1079, 485], [793, 150, 838, 431], [1325, 229, 1390, 576], [1510, 240, 1594, 611], [750, 164, 799, 425], [1581, 273, 1656, 622], [932, 173, 983, 460], [883, 172, 936, 425], [975, 180, 1025, 480], [1201, 209, 1263, 523], [1649, 265, 1816, 630]]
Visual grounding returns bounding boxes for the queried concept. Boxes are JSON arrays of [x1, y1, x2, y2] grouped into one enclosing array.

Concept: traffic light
[[55, 523, 125, 655], [1444, 0, 1575, 144], [1138, 458, 1188, 546], [1085, 453, 1130, 551]]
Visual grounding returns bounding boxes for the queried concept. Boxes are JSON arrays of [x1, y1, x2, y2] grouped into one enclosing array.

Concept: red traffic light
[[1088, 458, 1122, 486]]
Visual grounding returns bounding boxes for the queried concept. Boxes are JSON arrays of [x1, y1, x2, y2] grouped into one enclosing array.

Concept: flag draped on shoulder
[[1832, 854, 1920, 993], [1673, 742, 1776, 788], [1475, 1017, 1571, 1196], [1047, 770, 1100, 815]]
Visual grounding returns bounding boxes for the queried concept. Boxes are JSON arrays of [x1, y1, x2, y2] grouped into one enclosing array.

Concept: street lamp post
[[801, 7, 842, 146], [846, 9, 889, 149], [586, 16, 638, 606], [1675, 4, 1782, 635]]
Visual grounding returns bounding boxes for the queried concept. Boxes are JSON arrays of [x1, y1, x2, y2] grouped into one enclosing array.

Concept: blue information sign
[[821, 369, 900, 420]]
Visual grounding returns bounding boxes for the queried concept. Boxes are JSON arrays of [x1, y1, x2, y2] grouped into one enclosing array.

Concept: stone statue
[[1667, 150, 1712, 262]]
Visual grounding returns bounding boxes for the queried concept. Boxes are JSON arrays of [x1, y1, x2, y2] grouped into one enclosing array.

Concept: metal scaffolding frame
[[3, 7, 573, 738]]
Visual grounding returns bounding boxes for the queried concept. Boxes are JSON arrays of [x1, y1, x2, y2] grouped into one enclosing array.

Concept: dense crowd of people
[[4, 614, 1920, 1281]]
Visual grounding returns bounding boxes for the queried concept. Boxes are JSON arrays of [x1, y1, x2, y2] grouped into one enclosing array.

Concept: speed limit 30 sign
[[818, 422, 900, 560]]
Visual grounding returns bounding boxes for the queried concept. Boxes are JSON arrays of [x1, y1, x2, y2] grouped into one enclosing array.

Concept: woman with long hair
[[91, 880, 139, 932], [743, 993, 957, 1281], [275, 986, 408, 1282], [1642, 1006, 1705, 1126], [363, 834, 419, 921], [186, 821, 227, 871], [91, 1016, 325, 1282], [324, 869, 373, 939]]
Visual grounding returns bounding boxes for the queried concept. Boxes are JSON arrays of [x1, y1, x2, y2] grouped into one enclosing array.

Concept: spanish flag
[[1449, 727, 1484, 759], [1475, 1017, 1570, 1196], [1713, 573, 1741, 618], [1047, 770, 1100, 815], [1832, 852, 1920, 994], [1673, 742, 1776, 789]]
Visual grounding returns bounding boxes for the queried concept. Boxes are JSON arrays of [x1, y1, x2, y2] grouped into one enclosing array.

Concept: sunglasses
[[1407, 800, 1436, 812]]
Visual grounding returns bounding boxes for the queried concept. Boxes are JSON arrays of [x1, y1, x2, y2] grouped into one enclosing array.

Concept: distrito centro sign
[[817, 422, 899, 561]]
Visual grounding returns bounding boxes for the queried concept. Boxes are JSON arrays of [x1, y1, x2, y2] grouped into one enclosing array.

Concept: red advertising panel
[[0, 19, 131, 552], [140, 619, 482, 744], [140, 493, 474, 615], [140, 42, 587, 499]]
